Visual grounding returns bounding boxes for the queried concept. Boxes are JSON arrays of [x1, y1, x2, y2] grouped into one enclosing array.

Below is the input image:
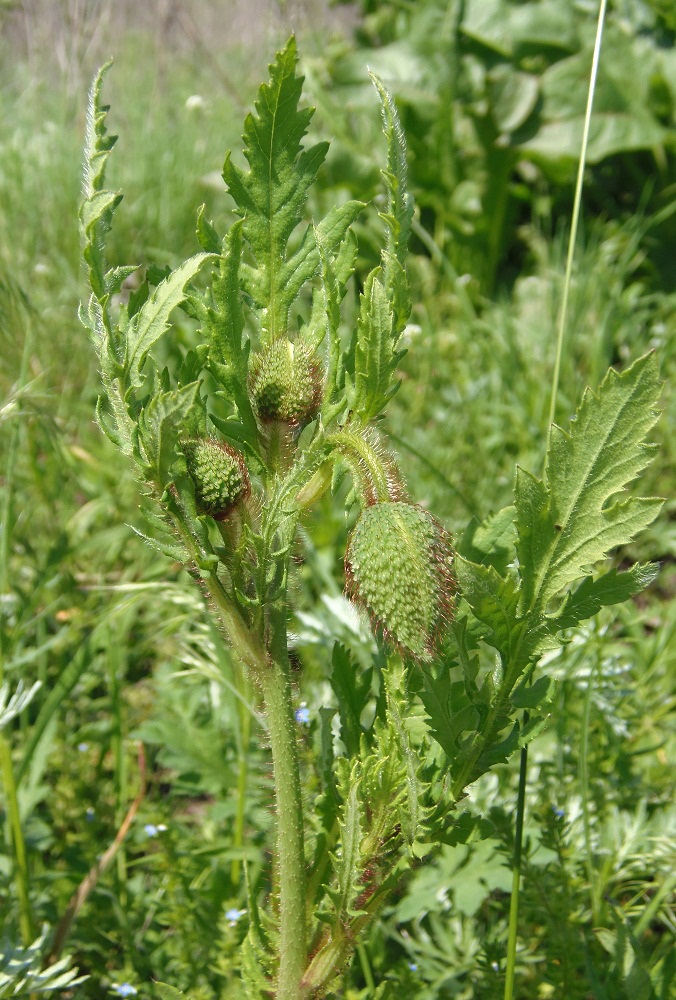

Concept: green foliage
[[0, 929, 86, 997], [0, 10, 672, 1000], [315, 0, 676, 292]]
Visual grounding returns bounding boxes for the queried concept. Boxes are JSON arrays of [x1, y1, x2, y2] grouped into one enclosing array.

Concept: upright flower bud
[[249, 337, 322, 426], [182, 438, 250, 519], [345, 502, 454, 661]]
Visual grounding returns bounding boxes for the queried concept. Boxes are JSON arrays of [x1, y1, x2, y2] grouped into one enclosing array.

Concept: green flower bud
[[182, 438, 250, 519], [345, 502, 454, 661], [249, 338, 322, 426]]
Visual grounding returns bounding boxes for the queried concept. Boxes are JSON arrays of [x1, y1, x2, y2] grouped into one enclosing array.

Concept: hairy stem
[[256, 601, 307, 1000]]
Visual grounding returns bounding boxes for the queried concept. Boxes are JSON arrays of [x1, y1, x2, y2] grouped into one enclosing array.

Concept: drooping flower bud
[[182, 438, 250, 519], [249, 337, 322, 426], [345, 502, 454, 661]]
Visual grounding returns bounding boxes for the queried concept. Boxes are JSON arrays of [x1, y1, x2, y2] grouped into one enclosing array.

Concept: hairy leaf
[[349, 269, 403, 423], [125, 255, 214, 388], [370, 73, 413, 334], [222, 37, 328, 340], [330, 644, 372, 759], [137, 382, 200, 487], [517, 353, 662, 615]]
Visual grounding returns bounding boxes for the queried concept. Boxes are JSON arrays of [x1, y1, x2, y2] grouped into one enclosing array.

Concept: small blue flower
[[295, 704, 310, 725], [225, 907, 246, 924], [78, 742, 89, 752], [408, 962, 418, 973], [553, 806, 565, 819], [85, 807, 95, 822], [144, 824, 159, 837], [111, 984, 137, 998]]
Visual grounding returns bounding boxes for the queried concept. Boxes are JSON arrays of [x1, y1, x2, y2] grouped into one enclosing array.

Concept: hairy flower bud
[[249, 338, 322, 426], [182, 438, 250, 519], [345, 502, 454, 661]]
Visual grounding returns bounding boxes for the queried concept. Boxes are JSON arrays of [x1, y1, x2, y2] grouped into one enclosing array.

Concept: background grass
[[1, 1, 674, 998]]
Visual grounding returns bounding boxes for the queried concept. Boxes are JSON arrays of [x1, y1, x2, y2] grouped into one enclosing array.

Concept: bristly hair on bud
[[248, 337, 323, 426], [345, 501, 455, 661], [181, 438, 250, 519]]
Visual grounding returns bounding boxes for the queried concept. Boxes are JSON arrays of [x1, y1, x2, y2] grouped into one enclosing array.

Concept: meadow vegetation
[[0, 2, 674, 998]]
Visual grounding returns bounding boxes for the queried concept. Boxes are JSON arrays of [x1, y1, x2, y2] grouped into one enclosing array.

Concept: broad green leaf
[[516, 353, 662, 615], [137, 382, 200, 487], [457, 505, 516, 575], [222, 37, 328, 340], [125, 254, 214, 387], [154, 985, 191, 1000]]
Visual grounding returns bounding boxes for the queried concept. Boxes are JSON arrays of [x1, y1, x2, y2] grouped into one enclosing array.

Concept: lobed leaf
[[222, 37, 328, 340], [517, 352, 662, 615]]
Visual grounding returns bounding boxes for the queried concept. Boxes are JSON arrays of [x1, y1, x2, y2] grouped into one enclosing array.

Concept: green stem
[[0, 736, 34, 943], [255, 602, 307, 1000], [504, 735, 528, 1000], [0, 318, 35, 945], [231, 697, 251, 887], [580, 650, 599, 924]]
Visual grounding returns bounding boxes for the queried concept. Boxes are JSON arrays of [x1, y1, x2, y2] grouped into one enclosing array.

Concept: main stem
[[257, 601, 307, 1000]]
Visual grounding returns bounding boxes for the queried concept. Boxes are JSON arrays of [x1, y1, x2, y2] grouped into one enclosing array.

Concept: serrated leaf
[[127, 523, 187, 564], [511, 674, 555, 709], [204, 221, 258, 449], [138, 382, 200, 487], [222, 37, 328, 340], [517, 353, 662, 615], [350, 269, 401, 423], [555, 563, 659, 629], [330, 644, 372, 758], [457, 505, 516, 574], [125, 254, 214, 387], [280, 200, 364, 308], [80, 62, 121, 307], [370, 73, 413, 334], [420, 667, 479, 761]]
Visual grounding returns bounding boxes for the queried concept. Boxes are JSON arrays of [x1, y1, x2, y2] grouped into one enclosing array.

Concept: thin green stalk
[[231, 695, 251, 887], [255, 601, 307, 1000], [0, 739, 34, 943], [547, 0, 608, 437], [504, 728, 528, 1000], [579, 649, 600, 925], [0, 319, 35, 944], [357, 941, 375, 994], [504, 6, 609, 995]]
